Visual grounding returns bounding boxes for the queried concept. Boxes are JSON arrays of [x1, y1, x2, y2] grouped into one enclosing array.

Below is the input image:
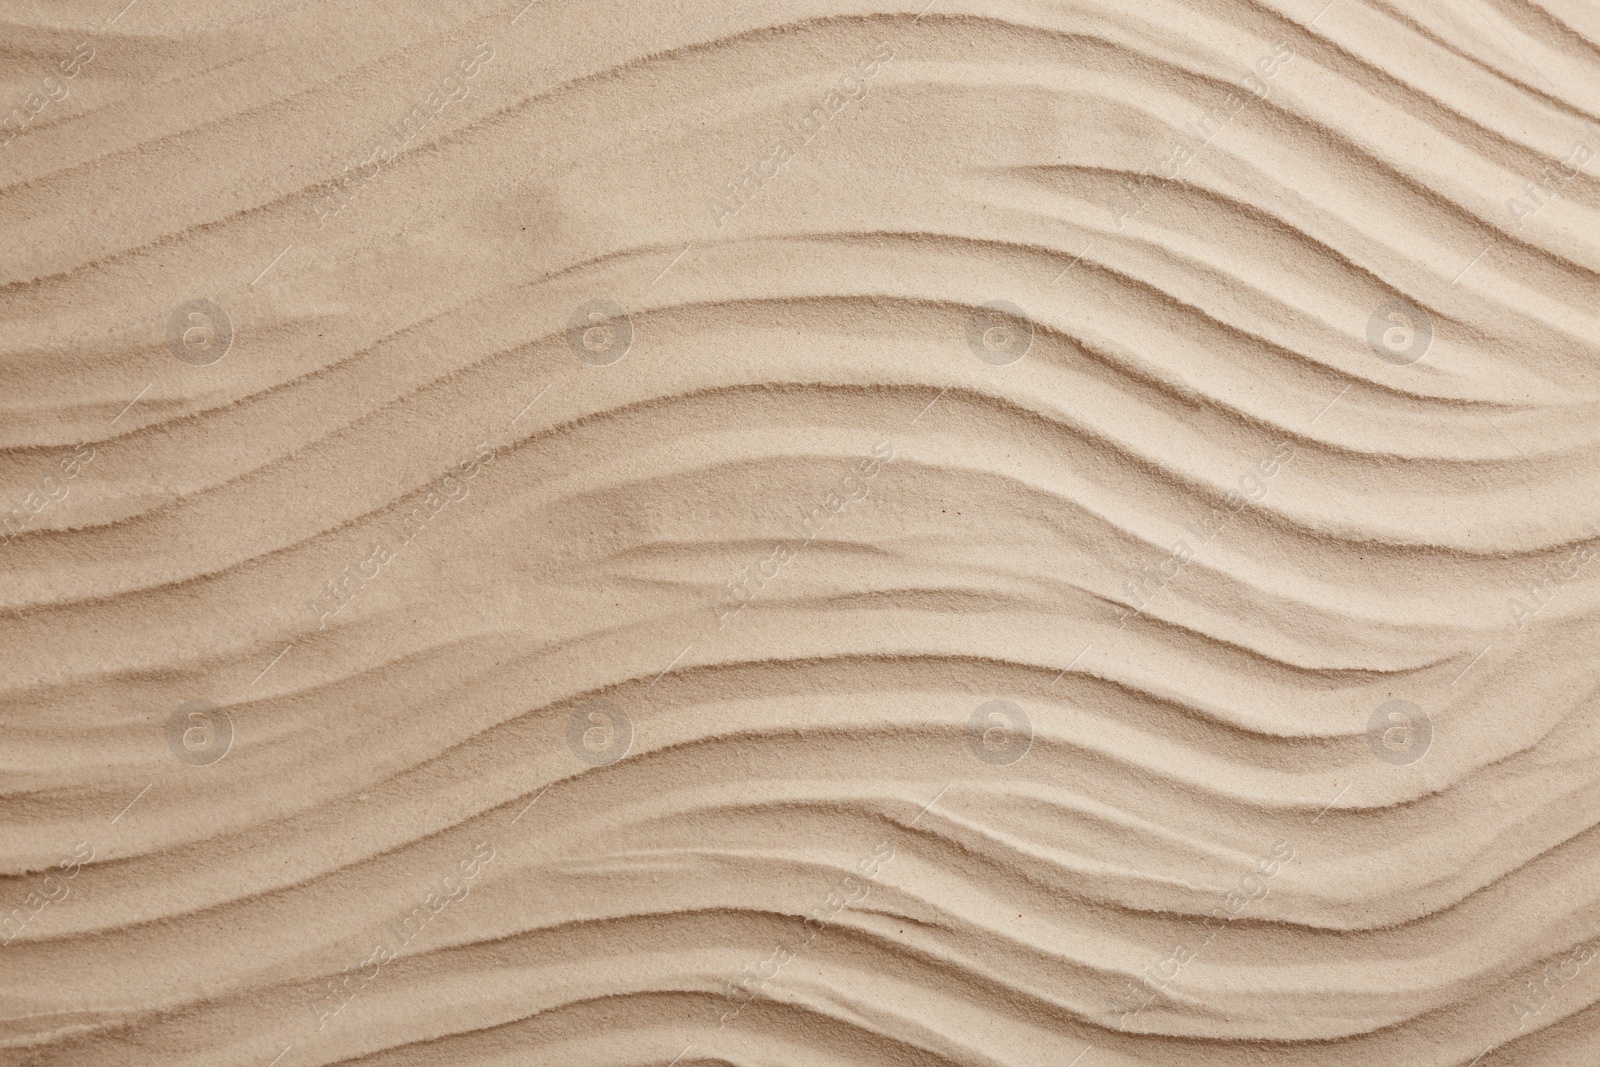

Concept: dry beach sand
[[3, 0, 1600, 1064]]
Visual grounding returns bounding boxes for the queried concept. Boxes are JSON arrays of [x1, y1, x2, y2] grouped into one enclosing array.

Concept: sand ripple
[[2, 1, 1599, 1064]]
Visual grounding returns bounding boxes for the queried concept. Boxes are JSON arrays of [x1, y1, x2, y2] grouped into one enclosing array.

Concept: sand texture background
[[3, 0, 1600, 1064]]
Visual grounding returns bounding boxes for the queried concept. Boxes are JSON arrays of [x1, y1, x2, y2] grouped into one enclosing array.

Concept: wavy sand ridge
[[2, 0, 1598, 1064]]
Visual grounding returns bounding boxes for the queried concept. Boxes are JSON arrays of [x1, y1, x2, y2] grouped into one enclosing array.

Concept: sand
[[3, 0, 1599, 1064]]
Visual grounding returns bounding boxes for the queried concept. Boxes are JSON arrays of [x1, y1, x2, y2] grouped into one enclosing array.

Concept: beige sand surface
[[3, 1, 1599, 1064]]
